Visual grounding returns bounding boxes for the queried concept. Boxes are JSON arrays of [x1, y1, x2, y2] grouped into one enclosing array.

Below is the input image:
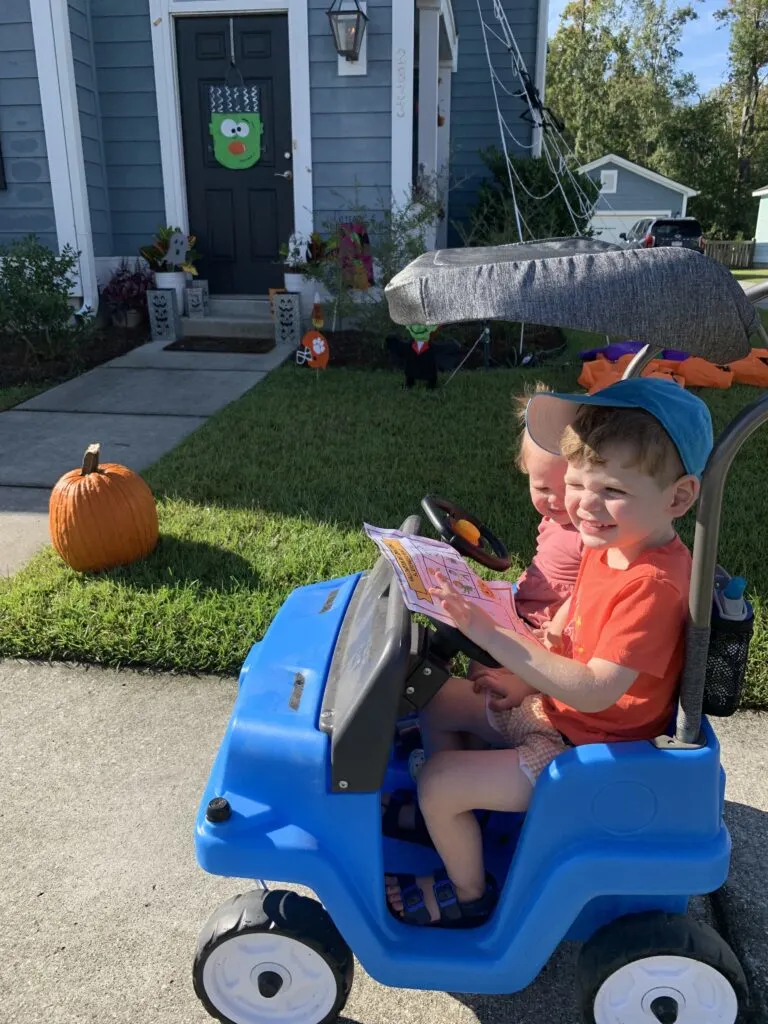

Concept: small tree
[[300, 180, 444, 339]]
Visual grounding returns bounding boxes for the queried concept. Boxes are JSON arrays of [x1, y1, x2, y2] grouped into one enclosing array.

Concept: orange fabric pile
[[578, 349, 768, 394]]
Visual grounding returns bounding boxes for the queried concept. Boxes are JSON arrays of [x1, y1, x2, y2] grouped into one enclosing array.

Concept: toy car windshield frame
[[320, 516, 420, 793]]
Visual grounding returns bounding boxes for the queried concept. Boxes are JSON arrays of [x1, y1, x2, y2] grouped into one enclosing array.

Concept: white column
[[436, 60, 452, 247], [390, 0, 415, 209], [417, 0, 440, 182]]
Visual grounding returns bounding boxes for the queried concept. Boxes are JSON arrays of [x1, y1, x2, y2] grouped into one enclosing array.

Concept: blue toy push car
[[192, 241, 768, 1024]]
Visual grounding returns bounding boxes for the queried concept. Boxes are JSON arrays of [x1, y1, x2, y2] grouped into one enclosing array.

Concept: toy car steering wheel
[[421, 495, 511, 572], [430, 620, 500, 669]]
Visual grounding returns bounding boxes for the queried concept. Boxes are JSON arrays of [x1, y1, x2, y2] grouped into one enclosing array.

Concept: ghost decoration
[[209, 84, 264, 170], [166, 231, 190, 269]]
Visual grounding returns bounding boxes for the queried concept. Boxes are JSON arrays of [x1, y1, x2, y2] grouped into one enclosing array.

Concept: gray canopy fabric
[[385, 239, 758, 364]]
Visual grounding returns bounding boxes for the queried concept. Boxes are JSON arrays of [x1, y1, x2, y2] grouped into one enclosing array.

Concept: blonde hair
[[560, 405, 684, 485], [513, 381, 553, 472]]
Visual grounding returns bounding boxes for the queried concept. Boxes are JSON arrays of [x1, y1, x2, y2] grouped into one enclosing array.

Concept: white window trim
[[600, 169, 618, 194], [148, 0, 313, 243], [29, 1, 97, 312], [532, 0, 550, 158]]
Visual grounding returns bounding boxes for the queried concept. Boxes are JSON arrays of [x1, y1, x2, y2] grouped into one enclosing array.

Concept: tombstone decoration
[[274, 292, 302, 348], [209, 80, 263, 170], [148, 289, 182, 342], [185, 286, 206, 319], [189, 278, 210, 315]]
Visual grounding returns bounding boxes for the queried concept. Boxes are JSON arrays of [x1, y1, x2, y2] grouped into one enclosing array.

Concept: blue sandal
[[387, 868, 498, 928]]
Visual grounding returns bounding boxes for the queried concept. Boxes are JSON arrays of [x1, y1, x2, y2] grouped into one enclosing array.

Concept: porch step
[[181, 314, 274, 340], [208, 295, 271, 319]]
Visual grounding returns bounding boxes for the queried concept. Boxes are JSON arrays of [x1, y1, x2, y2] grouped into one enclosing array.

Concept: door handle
[[274, 170, 293, 181]]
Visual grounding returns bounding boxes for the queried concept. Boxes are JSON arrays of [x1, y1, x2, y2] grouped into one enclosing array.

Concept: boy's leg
[[386, 747, 533, 923]]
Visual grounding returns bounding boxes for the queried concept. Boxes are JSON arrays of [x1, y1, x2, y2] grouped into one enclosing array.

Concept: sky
[[547, 0, 731, 95]]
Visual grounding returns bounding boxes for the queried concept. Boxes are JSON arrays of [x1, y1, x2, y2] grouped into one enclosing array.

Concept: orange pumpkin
[[49, 443, 159, 572]]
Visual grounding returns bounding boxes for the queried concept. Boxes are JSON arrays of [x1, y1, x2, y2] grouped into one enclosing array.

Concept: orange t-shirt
[[542, 536, 691, 745]]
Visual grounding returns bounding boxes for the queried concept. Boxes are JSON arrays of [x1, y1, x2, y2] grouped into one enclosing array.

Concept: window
[[600, 169, 618, 194]]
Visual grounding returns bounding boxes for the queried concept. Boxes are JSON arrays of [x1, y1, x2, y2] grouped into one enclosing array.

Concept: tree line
[[546, 0, 768, 238]]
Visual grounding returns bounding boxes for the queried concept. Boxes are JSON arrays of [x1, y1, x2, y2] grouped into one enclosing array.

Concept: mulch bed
[[321, 323, 567, 370], [0, 323, 149, 389], [164, 336, 275, 354]]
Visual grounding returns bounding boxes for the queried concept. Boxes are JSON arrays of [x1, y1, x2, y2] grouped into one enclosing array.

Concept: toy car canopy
[[384, 238, 758, 364]]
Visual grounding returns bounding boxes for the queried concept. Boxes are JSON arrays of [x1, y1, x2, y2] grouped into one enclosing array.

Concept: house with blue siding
[[0, 0, 546, 308], [578, 154, 698, 245]]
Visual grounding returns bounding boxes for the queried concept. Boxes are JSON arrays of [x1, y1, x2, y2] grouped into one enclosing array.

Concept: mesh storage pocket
[[703, 614, 754, 717]]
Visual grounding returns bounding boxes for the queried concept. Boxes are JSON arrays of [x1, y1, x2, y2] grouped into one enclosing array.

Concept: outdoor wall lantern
[[326, 0, 369, 62]]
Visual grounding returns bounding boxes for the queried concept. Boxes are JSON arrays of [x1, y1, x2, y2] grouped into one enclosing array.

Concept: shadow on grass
[[99, 534, 261, 594]]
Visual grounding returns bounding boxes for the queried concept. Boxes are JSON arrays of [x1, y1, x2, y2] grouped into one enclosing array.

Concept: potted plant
[[139, 226, 200, 314], [101, 259, 154, 328], [279, 232, 332, 316]]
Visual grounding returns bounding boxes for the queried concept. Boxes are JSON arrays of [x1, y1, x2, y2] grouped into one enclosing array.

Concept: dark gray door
[[176, 15, 293, 294]]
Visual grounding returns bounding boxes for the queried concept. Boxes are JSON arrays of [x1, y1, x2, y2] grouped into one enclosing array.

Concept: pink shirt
[[515, 517, 583, 628]]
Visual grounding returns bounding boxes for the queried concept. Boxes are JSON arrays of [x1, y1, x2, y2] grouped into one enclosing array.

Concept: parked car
[[619, 217, 705, 251]]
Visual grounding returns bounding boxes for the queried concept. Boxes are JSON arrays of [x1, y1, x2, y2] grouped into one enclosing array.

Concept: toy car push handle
[[420, 495, 511, 572]]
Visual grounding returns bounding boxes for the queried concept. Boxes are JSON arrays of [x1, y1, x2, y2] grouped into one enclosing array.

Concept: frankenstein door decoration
[[208, 19, 264, 170]]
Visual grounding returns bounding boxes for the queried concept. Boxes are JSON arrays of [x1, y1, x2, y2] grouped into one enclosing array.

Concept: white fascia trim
[[391, 1, 416, 209], [30, 1, 97, 312], [591, 210, 673, 217], [532, 0, 550, 158], [578, 153, 698, 198], [440, 0, 459, 72], [752, 186, 768, 197], [150, 0, 313, 241]]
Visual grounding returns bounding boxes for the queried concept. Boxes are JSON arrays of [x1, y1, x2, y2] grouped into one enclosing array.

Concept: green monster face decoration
[[407, 324, 438, 343], [208, 84, 264, 170]]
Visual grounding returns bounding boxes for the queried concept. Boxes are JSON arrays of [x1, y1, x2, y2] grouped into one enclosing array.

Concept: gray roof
[[385, 238, 757, 363]]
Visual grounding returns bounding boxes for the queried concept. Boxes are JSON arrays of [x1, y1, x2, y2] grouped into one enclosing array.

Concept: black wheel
[[193, 889, 354, 1024], [577, 911, 748, 1024]]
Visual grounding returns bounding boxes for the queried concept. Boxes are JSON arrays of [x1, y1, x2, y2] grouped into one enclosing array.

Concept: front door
[[176, 15, 294, 294]]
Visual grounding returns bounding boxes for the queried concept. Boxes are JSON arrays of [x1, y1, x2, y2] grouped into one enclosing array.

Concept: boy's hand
[[429, 573, 495, 648]]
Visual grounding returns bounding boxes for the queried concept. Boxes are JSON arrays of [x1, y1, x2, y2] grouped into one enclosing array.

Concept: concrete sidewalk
[[0, 341, 291, 577], [0, 660, 763, 1024]]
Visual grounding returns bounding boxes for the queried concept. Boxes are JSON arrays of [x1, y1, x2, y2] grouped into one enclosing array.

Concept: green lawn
[[0, 383, 50, 411], [733, 268, 768, 284], [1, 353, 768, 708]]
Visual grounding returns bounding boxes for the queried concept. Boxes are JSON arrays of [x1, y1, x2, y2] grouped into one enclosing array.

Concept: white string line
[[477, 0, 524, 241]]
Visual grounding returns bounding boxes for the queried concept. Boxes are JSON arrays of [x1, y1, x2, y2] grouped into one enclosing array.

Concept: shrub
[[459, 149, 598, 245], [101, 259, 154, 314], [0, 235, 91, 360]]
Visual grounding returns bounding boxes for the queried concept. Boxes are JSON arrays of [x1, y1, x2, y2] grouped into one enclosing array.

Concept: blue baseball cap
[[526, 377, 714, 478]]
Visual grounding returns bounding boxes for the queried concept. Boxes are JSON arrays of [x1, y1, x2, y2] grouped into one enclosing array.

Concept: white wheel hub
[[593, 954, 739, 1024], [201, 932, 339, 1024]]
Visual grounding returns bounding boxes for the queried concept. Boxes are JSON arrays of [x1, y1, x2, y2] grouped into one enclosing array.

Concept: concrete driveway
[[0, 661, 763, 1023]]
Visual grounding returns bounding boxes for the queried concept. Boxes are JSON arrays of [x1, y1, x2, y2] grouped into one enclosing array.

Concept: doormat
[[164, 337, 275, 354]]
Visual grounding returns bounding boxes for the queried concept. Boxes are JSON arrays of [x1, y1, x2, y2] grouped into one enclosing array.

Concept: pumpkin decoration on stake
[[49, 443, 159, 573]]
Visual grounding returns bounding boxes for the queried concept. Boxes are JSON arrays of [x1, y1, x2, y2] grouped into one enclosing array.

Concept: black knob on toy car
[[420, 495, 511, 571]]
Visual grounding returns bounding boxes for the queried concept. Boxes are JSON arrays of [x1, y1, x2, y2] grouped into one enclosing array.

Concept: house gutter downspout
[[31, 0, 99, 316]]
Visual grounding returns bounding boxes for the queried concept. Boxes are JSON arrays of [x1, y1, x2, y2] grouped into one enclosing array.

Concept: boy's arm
[[474, 627, 637, 713]]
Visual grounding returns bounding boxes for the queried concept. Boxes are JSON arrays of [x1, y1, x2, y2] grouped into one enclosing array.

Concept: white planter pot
[[112, 308, 143, 329], [154, 271, 187, 317]]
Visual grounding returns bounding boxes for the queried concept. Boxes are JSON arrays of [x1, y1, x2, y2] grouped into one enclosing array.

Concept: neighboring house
[[0, 0, 545, 309], [753, 185, 768, 267], [578, 154, 698, 244]]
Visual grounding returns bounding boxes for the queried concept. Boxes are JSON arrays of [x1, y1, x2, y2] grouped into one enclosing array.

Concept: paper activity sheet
[[364, 523, 534, 639]]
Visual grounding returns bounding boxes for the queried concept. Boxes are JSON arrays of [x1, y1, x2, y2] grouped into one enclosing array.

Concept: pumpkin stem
[[81, 443, 101, 475]]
